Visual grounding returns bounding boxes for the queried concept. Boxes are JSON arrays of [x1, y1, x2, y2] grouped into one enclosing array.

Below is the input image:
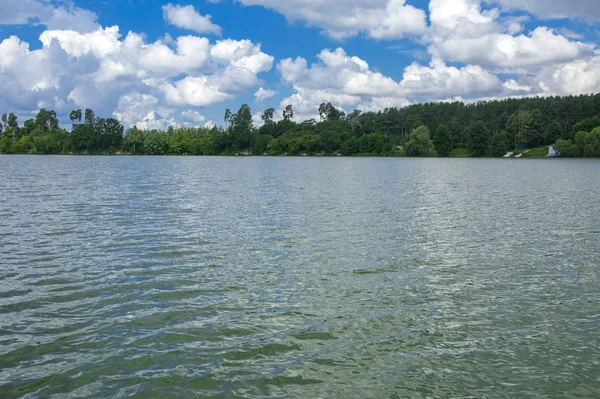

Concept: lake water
[[0, 155, 599, 398]]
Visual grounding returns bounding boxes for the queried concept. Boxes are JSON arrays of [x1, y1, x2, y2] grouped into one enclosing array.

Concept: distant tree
[[545, 121, 564, 144], [7, 113, 18, 139], [262, 108, 275, 124], [283, 104, 294, 121], [583, 127, 600, 157], [70, 109, 83, 124], [347, 109, 362, 135], [224, 108, 232, 129], [231, 104, 253, 149], [572, 116, 600, 136], [84, 109, 95, 126], [466, 120, 490, 157], [319, 102, 343, 122], [488, 131, 510, 157], [433, 124, 452, 156], [507, 109, 532, 148], [554, 138, 579, 157], [448, 117, 463, 148], [404, 126, 433, 156], [123, 126, 145, 154]]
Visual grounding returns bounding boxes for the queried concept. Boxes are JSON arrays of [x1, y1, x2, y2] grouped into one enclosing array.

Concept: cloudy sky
[[1, 0, 599, 129]]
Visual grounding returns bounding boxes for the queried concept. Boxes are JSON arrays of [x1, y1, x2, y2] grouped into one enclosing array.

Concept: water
[[0, 155, 599, 399]]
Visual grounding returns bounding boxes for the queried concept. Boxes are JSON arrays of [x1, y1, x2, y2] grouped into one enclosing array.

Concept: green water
[[1, 156, 599, 398]]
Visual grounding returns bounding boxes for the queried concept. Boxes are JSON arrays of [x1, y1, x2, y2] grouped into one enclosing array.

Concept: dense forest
[[1, 94, 600, 157]]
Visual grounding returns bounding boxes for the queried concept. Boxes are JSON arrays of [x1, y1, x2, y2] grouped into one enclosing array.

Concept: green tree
[[582, 127, 600, 157], [319, 102, 343, 122], [282, 105, 294, 121], [488, 131, 510, 157], [466, 120, 490, 157], [262, 108, 275, 124], [433, 124, 452, 156], [123, 126, 145, 154], [554, 139, 579, 157], [507, 110, 532, 148], [144, 131, 169, 155], [224, 109, 232, 129], [70, 109, 83, 124], [231, 104, 253, 150], [85, 109, 95, 126], [404, 126, 433, 156]]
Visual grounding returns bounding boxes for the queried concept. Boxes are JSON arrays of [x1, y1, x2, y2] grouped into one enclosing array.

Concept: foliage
[[554, 127, 600, 157], [2, 94, 600, 157], [488, 131, 510, 157], [433, 124, 452, 156], [404, 126, 433, 156], [466, 121, 490, 157]]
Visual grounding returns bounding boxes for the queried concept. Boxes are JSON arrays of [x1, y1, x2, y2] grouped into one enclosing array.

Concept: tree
[[230, 104, 253, 150], [224, 109, 232, 129], [85, 109, 95, 126], [488, 131, 510, 157], [283, 104, 294, 121], [319, 102, 343, 121], [554, 139, 579, 157], [507, 109, 532, 148], [347, 109, 362, 135], [433, 124, 452, 156], [7, 113, 18, 139], [582, 127, 600, 157], [404, 126, 433, 156], [70, 109, 83, 124], [466, 120, 490, 157], [123, 126, 145, 154], [262, 108, 275, 124]]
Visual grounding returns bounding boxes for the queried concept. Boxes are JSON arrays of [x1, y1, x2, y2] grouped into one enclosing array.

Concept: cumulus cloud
[[275, 48, 506, 121], [254, 87, 277, 101], [181, 110, 207, 124], [0, 0, 99, 32], [237, 0, 426, 39], [427, 0, 595, 73], [492, 0, 600, 23], [162, 3, 222, 35], [0, 25, 273, 127]]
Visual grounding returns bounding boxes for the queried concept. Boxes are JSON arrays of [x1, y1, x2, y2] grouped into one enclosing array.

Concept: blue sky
[[0, 0, 599, 129]]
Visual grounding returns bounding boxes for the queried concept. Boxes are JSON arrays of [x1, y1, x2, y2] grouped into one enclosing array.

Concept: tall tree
[[70, 109, 83, 124], [224, 109, 232, 129], [231, 104, 253, 149], [404, 126, 433, 156], [466, 120, 490, 157], [433, 124, 452, 156], [262, 108, 275, 124], [282, 105, 294, 121], [85, 109, 95, 126]]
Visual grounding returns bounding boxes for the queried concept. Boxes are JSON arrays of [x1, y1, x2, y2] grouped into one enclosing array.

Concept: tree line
[[1, 93, 600, 157]]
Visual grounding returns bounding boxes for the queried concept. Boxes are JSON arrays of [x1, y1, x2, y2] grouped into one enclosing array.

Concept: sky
[[0, 0, 599, 129]]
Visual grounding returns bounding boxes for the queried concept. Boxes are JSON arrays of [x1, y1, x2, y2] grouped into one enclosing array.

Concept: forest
[[1, 94, 600, 157]]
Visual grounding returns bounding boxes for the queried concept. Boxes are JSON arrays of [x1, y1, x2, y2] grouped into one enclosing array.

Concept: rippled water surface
[[1, 155, 599, 398]]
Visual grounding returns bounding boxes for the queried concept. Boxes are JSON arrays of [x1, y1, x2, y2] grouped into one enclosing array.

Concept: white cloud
[[492, 0, 600, 23], [254, 87, 277, 101], [427, 0, 595, 73], [162, 3, 222, 35], [538, 52, 600, 95], [181, 110, 206, 124], [0, 0, 99, 32], [113, 93, 175, 129], [0, 24, 274, 126], [275, 48, 504, 121], [237, 0, 426, 39]]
